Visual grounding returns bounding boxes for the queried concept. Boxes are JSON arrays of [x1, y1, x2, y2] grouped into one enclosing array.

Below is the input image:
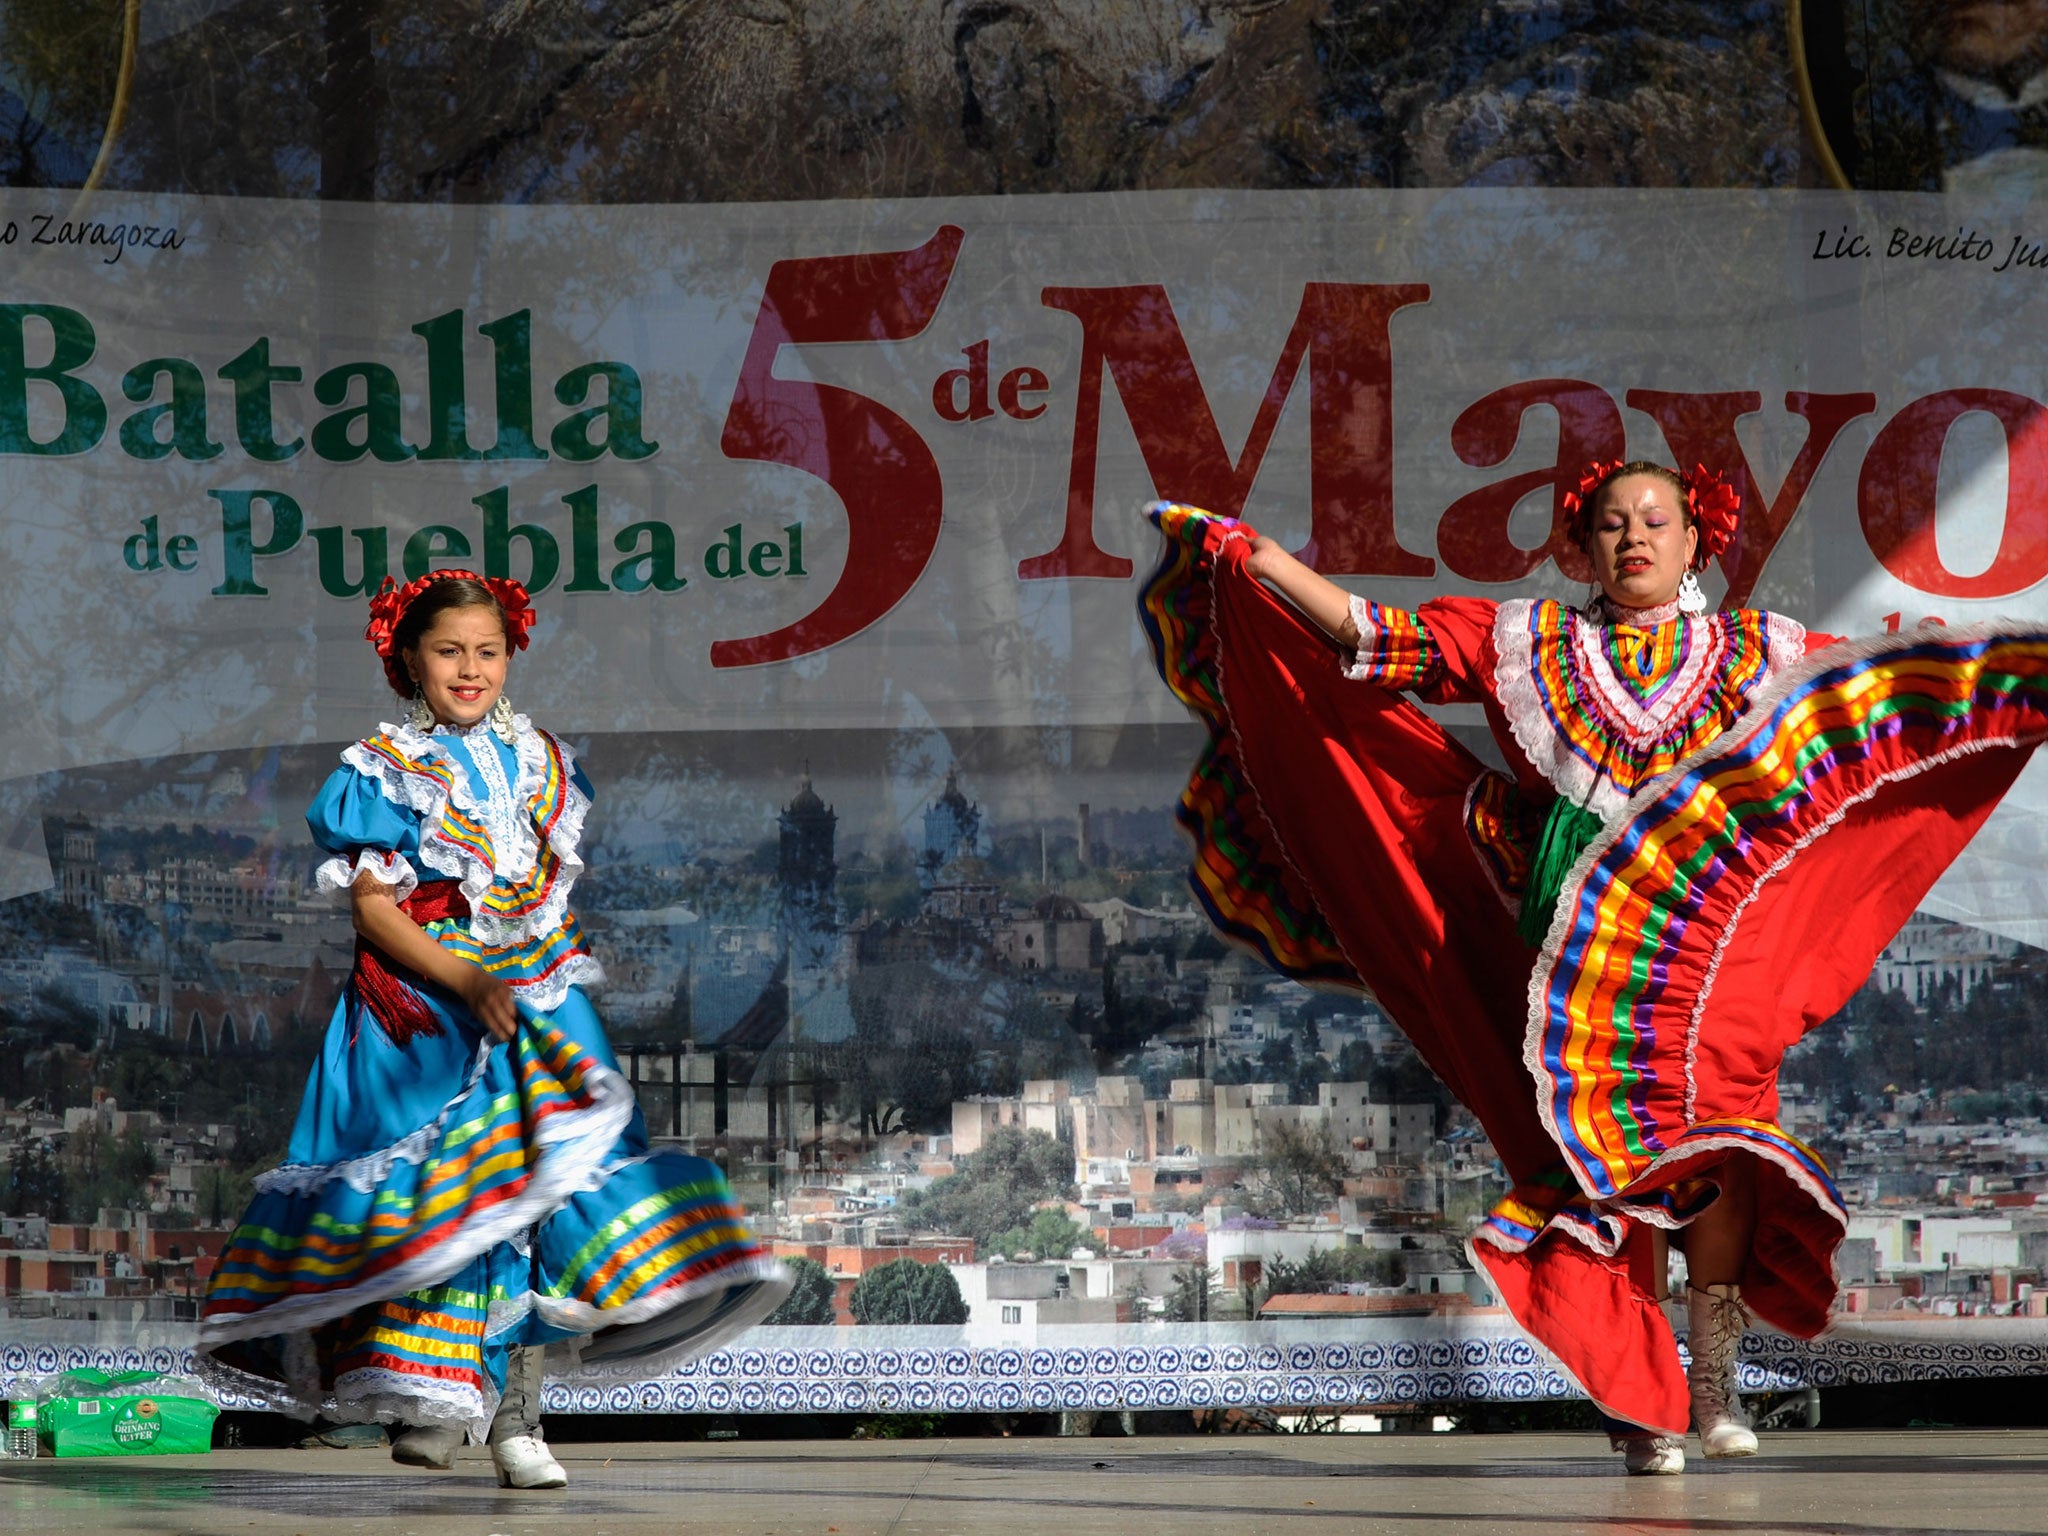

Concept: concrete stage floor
[[3, 1431, 2046, 1535]]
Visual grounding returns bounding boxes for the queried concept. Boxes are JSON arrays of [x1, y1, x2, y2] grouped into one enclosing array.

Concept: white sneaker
[[491, 1433, 568, 1489], [1620, 1434, 1686, 1475]]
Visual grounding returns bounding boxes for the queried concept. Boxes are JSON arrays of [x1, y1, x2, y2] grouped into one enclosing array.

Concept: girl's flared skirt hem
[[192, 1337, 500, 1436], [196, 1042, 637, 1348]]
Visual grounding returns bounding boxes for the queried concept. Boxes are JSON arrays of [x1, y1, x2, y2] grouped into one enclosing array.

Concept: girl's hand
[[461, 969, 519, 1042]]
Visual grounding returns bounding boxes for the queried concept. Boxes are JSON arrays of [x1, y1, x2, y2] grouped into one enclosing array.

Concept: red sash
[[351, 880, 471, 1048]]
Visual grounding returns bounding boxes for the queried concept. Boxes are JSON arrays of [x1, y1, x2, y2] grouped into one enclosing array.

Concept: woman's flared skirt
[[1142, 502, 2048, 1434]]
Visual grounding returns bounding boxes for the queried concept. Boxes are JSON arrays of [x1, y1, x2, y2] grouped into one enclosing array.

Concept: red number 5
[[713, 226, 965, 667]]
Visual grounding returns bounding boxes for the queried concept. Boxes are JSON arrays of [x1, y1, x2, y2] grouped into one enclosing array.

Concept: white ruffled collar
[[1590, 595, 1684, 628]]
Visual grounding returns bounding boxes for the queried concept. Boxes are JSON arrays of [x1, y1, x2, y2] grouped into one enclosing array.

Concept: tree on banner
[[849, 1260, 969, 1326]]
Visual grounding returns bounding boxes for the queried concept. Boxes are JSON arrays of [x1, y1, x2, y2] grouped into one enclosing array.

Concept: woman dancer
[[195, 570, 787, 1485], [1140, 463, 2048, 1472]]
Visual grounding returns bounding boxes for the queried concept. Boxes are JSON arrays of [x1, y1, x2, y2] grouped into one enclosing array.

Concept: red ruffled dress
[[1142, 503, 2048, 1434]]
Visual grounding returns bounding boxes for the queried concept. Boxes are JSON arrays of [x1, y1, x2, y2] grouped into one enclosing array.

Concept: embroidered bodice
[[308, 713, 600, 1008], [1491, 599, 1808, 819], [1346, 592, 1810, 820]]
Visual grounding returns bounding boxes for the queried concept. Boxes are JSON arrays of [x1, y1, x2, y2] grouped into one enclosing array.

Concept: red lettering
[[1022, 282, 1434, 580], [1436, 379, 1622, 583], [1627, 389, 1876, 607], [932, 339, 994, 423], [713, 226, 963, 668], [998, 365, 1048, 420], [1858, 388, 2048, 599]]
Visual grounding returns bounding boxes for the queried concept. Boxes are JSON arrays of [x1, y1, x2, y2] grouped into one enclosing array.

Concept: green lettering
[[747, 538, 783, 578], [119, 358, 220, 461], [611, 521, 686, 593], [210, 489, 304, 595], [561, 482, 608, 592], [311, 361, 413, 463], [550, 361, 658, 462], [478, 310, 547, 461], [310, 526, 389, 597], [402, 523, 472, 580], [411, 308, 479, 461], [705, 523, 743, 580], [123, 516, 162, 571], [216, 339, 302, 461], [0, 303, 105, 455], [477, 485, 559, 593]]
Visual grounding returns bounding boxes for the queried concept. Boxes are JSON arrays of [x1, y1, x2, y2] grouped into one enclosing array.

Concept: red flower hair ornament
[[1560, 459, 1741, 572], [363, 569, 537, 696]]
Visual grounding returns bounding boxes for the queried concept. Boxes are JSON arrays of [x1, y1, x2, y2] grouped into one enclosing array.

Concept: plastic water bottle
[[3, 1400, 38, 1458]]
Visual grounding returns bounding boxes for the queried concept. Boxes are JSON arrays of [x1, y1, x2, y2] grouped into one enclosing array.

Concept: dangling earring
[[1583, 582, 1606, 620], [1677, 569, 1709, 616], [404, 685, 435, 732], [488, 694, 518, 746]]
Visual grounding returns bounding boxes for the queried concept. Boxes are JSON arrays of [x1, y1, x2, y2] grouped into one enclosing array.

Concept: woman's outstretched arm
[[1242, 535, 1361, 648]]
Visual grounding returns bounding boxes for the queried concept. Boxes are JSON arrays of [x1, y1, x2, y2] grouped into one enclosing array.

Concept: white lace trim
[[1519, 619, 2046, 1206], [485, 1293, 534, 1342], [1680, 728, 2039, 1123], [461, 727, 525, 881], [1763, 609, 1810, 674], [542, 1259, 793, 1378], [329, 1367, 494, 1436], [188, 1331, 495, 1436], [199, 1054, 636, 1346], [341, 725, 496, 917], [517, 953, 607, 1014], [1339, 593, 1380, 681], [571, 1150, 659, 1197], [336, 717, 595, 955], [1569, 610, 1726, 750], [1490, 601, 1800, 823], [253, 1037, 498, 1197], [530, 1255, 791, 1340], [1598, 595, 1684, 626], [314, 848, 419, 903]]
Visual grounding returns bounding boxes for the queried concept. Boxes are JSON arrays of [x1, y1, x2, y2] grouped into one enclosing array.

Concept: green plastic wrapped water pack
[[32, 1369, 218, 1457]]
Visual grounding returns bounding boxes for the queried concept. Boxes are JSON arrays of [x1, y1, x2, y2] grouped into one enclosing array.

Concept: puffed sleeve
[[1341, 593, 1497, 706], [307, 763, 424, 900]]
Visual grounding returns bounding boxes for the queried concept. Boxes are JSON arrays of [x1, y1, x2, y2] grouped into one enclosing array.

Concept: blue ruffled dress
[[194, 715, 787, 1434]]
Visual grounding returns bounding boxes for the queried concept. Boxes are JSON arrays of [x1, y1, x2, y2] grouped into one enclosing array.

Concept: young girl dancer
[[195, 570, 787, 1485], [1141, 464, 2048, 1472]]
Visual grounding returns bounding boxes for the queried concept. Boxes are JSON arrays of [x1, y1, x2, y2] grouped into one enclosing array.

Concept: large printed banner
[[7, 184, 2048, 923], [7, 187, 2048, 747], [6, 186, 2048, 1403]]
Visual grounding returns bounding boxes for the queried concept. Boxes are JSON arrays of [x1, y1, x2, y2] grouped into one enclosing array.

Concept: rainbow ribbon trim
[[545, 1168, 771, 1316], [201, 1022, 605, 1320], [1138, 502, 1356, 986], [326, 1276, 493, 1408], [354, 728, 590, 989], [1505, 599, 1784, 799], [1533, 627, 2048, 1201]]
